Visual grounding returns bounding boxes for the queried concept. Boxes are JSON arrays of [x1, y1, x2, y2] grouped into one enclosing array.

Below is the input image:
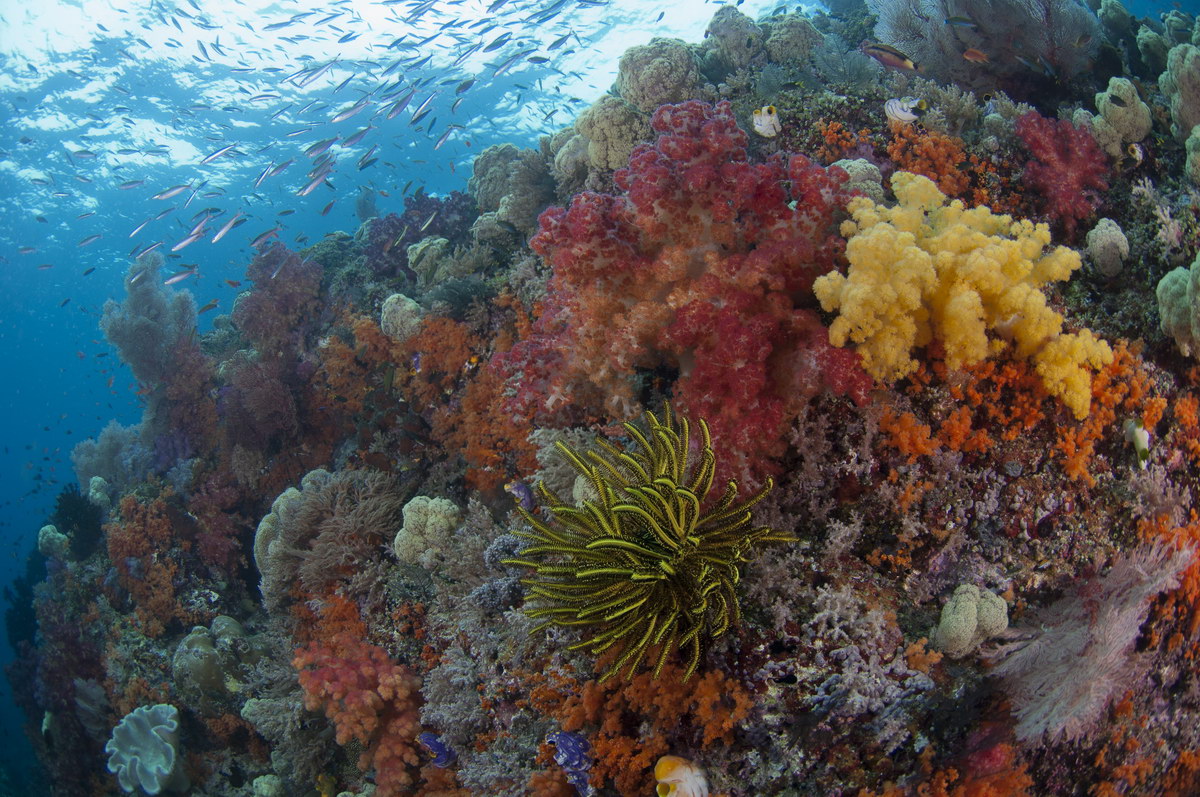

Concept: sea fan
[[989, 542, 1193, 742], [866, 0, 1102, 97]]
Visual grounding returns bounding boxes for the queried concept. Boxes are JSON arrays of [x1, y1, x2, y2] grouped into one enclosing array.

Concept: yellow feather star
[[505, 404, 794, 681]]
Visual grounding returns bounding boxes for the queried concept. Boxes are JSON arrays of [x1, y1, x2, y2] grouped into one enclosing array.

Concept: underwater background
[[1, 0, 1198, 794]]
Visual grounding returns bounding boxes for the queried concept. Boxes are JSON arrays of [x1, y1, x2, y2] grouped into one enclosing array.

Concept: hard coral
[[1015, 111, 1109, 241], [528, 99, 869, 486], [614, 38, 703, 114]]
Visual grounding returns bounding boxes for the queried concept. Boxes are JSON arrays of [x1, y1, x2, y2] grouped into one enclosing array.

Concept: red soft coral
[[1015, 111, 1109, 241], [526, 100, 869, 486]]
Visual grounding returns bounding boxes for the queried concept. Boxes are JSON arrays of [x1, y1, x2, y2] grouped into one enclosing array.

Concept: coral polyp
[[505, 405, 794, 681]]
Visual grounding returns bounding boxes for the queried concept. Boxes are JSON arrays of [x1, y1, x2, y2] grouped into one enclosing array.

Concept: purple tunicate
[[504, 480, 536, 511]]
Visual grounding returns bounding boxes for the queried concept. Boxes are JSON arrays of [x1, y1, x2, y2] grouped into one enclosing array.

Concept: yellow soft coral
[[814, 172, 1113, 418]]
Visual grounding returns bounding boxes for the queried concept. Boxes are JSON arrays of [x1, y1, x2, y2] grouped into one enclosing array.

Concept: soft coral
[[526, 100, 870, 486], [1015, 111, 1109, 241]]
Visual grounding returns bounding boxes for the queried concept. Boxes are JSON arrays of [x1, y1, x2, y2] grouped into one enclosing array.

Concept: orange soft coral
[[105, 494, 190, 637], [399, 313, 538, 491], [550, 662, 753, 794], [1053, 342, 1157, 486], [937, 406, 991, 453], [880, 407, 939, 463], [950, 359, 1050, 442], [815, 119, 871, 163], [1139, 512, 1200, 649], [886, 121, 972, 198]]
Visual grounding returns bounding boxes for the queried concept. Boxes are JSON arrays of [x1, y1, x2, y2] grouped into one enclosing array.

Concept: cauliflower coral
[[813, 172, 1113, 419]]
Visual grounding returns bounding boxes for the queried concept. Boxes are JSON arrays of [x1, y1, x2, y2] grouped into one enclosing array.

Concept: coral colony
[[14, 1, 1200, 795]]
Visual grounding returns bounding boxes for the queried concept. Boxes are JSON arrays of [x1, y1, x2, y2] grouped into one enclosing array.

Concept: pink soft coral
[[1015, 111, 1109, 241], [294, 633, 422, 796], [525, 100, 870, 486]]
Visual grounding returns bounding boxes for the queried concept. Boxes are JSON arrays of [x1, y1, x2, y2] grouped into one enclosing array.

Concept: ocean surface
[[0, 0, 1193, 794]]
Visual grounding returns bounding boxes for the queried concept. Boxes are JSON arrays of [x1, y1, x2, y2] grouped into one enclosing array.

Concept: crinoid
[[505, 405, 794, 681]]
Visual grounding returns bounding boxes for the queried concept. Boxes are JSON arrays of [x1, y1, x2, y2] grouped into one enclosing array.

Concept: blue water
[[0, 0, 1193, 791]]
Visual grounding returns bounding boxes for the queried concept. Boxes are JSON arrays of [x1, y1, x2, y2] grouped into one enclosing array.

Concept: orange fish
[[225, 279, 241, 288], [962, 48, 989, 63], [198, 299, 218, 314]]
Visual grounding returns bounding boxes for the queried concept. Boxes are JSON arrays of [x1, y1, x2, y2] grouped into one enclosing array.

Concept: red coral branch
[[525, 100, 869, 485]]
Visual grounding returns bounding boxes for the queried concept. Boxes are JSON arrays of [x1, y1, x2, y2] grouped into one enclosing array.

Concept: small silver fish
[[211, 212, 243, 243], [250, 226, 281, 247], [163, 267, 197, 283], [199, 143, 238, 165], [152, 184, 191, 200]]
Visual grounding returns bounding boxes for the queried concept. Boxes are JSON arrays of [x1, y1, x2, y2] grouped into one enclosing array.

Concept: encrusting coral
[[505, 404, 793, 681]]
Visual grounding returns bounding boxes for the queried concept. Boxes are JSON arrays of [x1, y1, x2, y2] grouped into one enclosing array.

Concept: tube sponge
[[814, 172, 1113, 418], [105, 704, 189, 794]]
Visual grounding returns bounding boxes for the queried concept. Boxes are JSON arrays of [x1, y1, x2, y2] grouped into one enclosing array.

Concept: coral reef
[[866, 0, 1102, 100], [525, 99, 870, 485], [15, 4, 1200, 796], [615, 38, 704, 114], [505, 405, 793, 681], [1015, 111, 1110, 241], [1158, 249, 1200, 358]]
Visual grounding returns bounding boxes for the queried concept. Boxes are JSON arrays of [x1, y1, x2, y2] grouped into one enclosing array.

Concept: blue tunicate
[[547, 731, 594, 795], [418, 731, 456, 767]]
